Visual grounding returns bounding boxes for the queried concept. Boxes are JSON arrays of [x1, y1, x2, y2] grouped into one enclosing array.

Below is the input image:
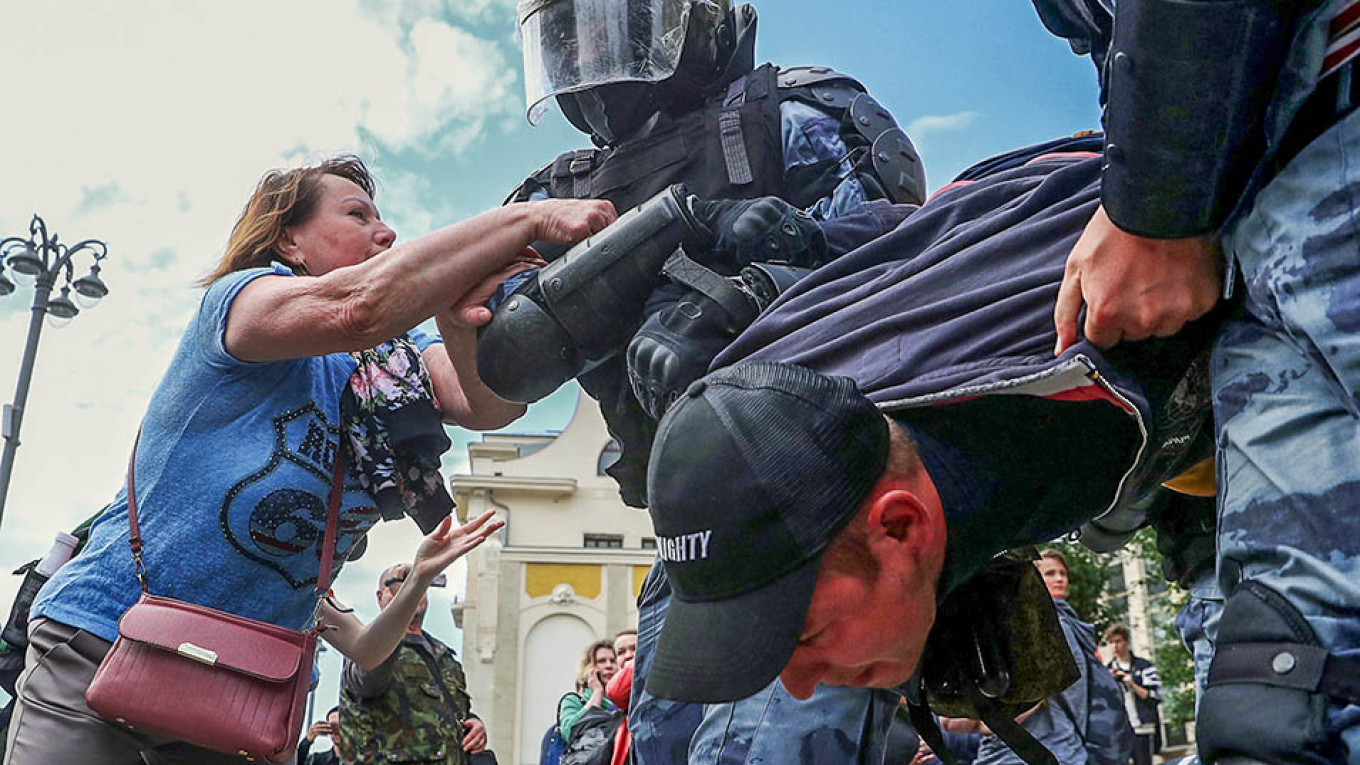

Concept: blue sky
[[0, 0, 1102, 723]]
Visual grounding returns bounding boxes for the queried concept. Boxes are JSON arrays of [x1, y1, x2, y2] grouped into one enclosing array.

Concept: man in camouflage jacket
[[338, 563, 486, 765]]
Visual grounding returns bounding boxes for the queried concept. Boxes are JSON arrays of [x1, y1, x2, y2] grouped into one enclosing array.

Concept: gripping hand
[[626, 292, 740, 419], [687, 196, 828, 268]]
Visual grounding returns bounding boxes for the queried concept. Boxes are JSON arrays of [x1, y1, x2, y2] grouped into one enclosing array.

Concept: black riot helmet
[[517, 0, 749, 144]]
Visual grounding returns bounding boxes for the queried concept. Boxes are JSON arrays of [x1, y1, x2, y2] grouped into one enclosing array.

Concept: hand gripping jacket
[[338, 636, 474, 765]]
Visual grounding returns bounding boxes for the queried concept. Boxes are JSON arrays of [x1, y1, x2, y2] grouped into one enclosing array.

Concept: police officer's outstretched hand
[[1054, 205, 1221, 354], [627, 292, 737, 419]]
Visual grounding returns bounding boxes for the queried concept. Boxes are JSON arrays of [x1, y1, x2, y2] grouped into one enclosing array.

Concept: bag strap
[[125, 430, 346, 598]]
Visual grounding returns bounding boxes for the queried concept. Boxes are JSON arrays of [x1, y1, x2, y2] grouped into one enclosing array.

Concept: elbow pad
[[475, 185, 709, 403], [1102, 0, 1293, 238]]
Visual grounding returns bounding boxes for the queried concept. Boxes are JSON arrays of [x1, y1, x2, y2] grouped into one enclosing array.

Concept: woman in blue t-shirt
[[6, 156, 615, 765]]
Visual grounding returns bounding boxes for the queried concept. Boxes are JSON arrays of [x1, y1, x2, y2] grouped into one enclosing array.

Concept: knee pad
[[1197, 581, 1339, 764]]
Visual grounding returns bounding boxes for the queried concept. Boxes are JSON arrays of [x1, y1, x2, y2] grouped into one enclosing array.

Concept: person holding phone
[[558, 641, 619, 744], [298, 708, 343, 765]]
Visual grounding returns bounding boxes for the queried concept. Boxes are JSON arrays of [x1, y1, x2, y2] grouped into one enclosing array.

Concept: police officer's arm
[[320, 513, 505, 669], [1052, 0, 1315, 353]]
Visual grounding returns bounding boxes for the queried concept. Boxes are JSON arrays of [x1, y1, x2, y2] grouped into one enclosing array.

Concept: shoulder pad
[[777, 66, 867, 112], [776, 66, 865, 92], [503, 160, 555, 205]]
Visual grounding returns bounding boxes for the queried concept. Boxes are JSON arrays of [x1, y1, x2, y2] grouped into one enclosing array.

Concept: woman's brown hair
[[199, 155, 375, 287]]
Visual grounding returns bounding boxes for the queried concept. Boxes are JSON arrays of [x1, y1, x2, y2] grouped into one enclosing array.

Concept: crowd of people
[[2, 0, 1357, 763]]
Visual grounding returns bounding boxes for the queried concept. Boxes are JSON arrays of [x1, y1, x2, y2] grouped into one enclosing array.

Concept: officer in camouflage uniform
[[1031, 1, 1360, 761], [338, 564, 485, 765]]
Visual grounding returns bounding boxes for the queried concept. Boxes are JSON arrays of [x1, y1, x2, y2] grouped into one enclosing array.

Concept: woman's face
[[284, 174, 395, 276], [1036, 557, 1069, 601], [592, 646, 618, 683]]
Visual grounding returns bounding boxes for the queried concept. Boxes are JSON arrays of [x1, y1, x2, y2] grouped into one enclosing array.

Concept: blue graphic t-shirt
[[32, 264, 440, 642]]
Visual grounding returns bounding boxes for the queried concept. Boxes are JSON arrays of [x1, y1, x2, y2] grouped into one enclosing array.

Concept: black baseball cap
[[644, 362, 890, 703]]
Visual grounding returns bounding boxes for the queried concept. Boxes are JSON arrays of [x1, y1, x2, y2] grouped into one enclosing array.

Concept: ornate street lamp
[[0, 215, 111, 530]]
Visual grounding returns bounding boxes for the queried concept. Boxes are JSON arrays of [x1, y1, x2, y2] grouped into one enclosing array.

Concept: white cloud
[[906, 110, 983, 139]]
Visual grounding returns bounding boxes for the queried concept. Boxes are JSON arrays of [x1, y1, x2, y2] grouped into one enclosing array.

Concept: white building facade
[[451, 391, 656, 765]]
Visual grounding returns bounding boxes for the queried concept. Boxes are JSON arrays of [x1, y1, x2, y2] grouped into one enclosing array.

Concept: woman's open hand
[[410, 511, 505, 584]]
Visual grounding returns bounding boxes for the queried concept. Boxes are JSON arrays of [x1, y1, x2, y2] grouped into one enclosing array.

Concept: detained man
[[637, 136, 1219, 756]]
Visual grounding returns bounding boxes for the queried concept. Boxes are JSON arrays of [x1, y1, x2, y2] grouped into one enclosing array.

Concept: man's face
[[614, 633, 637, 666], [778, 565, 936, 700], [1108, 634, 1129, 659], [377, 564, 428, 623]]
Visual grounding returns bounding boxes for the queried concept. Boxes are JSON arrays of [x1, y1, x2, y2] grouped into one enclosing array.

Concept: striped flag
[[1322, 0, 1360, 79]]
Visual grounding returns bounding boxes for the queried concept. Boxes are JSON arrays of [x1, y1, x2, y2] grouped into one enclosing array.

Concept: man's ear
[[865, 489, 946, 592], [866, 489, 944, 555]]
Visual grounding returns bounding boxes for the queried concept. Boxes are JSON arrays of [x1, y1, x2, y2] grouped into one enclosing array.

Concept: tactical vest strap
[[661, 252, 760, 329], [719, 111, 754, 185], [551, 149, 602, 200]]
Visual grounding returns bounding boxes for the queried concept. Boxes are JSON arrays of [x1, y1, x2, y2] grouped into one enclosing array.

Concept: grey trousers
[[3, 619, 287, 765]]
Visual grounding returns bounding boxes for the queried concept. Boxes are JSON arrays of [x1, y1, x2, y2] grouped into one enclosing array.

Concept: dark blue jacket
[[715, 141, 1218, 589]]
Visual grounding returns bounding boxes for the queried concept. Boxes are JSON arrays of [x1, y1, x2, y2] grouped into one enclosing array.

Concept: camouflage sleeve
[[341, 650, 401, 701]]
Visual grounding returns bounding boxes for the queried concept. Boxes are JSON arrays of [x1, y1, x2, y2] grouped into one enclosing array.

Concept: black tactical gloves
[[626, 291, 742, 420], [687, 196, 828, 269]]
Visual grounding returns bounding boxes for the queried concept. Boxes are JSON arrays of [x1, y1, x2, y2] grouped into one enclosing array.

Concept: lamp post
[[0, 215, 110, 531]]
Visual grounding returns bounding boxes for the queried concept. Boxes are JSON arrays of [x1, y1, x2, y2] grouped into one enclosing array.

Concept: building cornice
[[499, 546, 656, 566], [450, 475, 578, 496]]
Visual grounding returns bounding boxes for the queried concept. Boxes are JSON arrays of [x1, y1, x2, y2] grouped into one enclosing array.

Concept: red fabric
[[606, 663, 634, 765], [86, 594, 313, 763], [610, 719, 632, 765], [605, 663, 633, 711]]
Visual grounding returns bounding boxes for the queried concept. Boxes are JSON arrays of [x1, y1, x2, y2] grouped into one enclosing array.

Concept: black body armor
[[505, 61, 914, 507]]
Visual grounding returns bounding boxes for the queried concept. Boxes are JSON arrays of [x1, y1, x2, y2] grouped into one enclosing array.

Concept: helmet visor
[[518, 0, 696, 124]]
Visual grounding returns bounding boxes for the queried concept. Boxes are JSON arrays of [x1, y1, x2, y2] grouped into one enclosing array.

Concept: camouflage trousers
[[1201, 107, 1360, 763], [629, 561, 897, 765]]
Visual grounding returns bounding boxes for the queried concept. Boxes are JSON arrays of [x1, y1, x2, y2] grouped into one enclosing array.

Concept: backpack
[[540, 720, 569, 765], [540, 692, 585, 765], [559, 699, 626, 765], [1052, 617, 1134, 765]]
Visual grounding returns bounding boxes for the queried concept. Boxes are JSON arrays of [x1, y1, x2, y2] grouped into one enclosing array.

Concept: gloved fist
[[626, 292, 740, 420], [687, 196, 828, 268]]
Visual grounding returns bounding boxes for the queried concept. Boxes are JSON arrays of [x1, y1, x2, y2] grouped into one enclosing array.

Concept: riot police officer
[[494, 3, 926, 765], [505, 0, 924, 506]]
